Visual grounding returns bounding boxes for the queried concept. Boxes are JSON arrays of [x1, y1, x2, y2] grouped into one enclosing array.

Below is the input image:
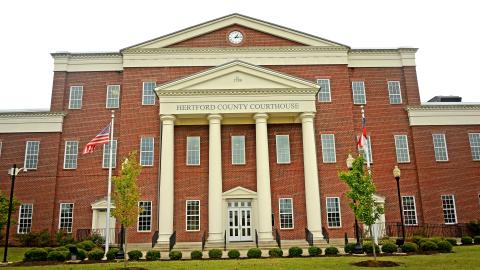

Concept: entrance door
[[228, 201, 252, 241], [94, 209, 116, 244]]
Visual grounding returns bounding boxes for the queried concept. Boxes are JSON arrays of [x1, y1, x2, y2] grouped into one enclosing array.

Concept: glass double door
[[228, 201, 252, 242]]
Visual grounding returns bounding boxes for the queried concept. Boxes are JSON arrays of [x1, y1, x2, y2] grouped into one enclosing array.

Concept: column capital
[[207, 114, 223, 123], [253, 113, 269, 122], [160, 114, 176, 123], [299, 112, 316, 120]]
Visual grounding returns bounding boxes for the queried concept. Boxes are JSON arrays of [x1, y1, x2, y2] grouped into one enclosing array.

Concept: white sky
[[0, 0, 479, 110]]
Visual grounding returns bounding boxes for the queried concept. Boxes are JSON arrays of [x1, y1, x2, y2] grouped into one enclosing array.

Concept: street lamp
[[3, 164, 26, 263], [346, 154, 363, 254], [393, 165, 406, 246]]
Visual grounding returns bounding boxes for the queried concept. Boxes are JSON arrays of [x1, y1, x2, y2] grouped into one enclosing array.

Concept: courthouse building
[[0, 14, 479, 248]]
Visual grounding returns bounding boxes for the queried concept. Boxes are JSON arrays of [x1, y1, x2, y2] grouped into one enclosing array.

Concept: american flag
[[83, 123, 111, 154]]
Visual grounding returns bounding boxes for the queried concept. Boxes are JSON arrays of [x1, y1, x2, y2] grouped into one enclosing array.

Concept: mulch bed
[[352, 260, 400, 267], [11, 260, 114, 267]]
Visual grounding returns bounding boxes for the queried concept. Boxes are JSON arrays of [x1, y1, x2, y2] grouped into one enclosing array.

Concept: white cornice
[[157, 88, 318, 96], [0, 112, 65, 133], [406, 105, 480, 126]]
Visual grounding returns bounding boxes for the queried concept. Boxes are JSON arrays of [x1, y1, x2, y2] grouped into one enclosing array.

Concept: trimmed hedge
[[461, 236, 473, 245], [190, 250, 203, 260], [401, 242, 418, 253], [420, 240, 438, 252], [445, 238, 457, 246], [381, 243, 398, 254], [344, 243, 357, 254], [146, 250, 161, 261], [47, 251, 65, 261], [228, 249, 240, 259], [208, 249, 222, 259], [24, 248, 48, 262], [268, 248, 283, 257], [247, 248, 262, 258], [362, 242, 380, 254], [106, 248, 119, 260], [77, 240, 96, 252], [308, 246, 321, 256], [169, 250, 182, 260], [128, 250, 143, 261], [437, 240, 453, 253], [76, 249, 87, 260], [87, 248, 104, 260], [288, 246, 303, 257], [474, 236, 480, 245], [324, 246, 339, 256]]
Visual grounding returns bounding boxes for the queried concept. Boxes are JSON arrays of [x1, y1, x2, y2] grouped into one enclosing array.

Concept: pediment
[[223, 186, 257, 197], [373, 193, 386, 204], [91, 198, 115, 210]]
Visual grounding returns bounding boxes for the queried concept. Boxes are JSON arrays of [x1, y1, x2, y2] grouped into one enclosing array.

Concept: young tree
[[339, 154, 384, 260], [112, 151, 142, 268], [0, 191, 20, 239]]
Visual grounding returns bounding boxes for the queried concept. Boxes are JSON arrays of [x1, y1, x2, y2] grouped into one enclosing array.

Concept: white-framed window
[[317, 79, 331, 102], [387, 81, 402, 104], [321, 134, 336, 163], [276, 135, 291, 164], [279, 198, 294, 229], [394, 135, 410, 163], [68, 86, 83, 109], [186, 200, 200, 231], [142, 82, 156, 105], [441, 195, 457, 224], [357, 135, 373, 163], [17, 204, 33, 234], [59, 203, 74, 233], [432, 134, 448, 161], [102, 140, 117, 168], [63, 141, 79, 169], [326, 197, 341, 228], [468, 133, 480, 161], [24, 141, 40, 170], [186, 136, 200, 165], [231, 136, 245, 165], [137, 201, 152, 232], [351, 81, 366, 104], [139, 137, 154, 166], [106, 85, 120, 108], [402, 196, 418, 225]]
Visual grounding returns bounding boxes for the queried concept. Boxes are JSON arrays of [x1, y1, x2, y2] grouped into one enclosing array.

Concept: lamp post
[[3, 164, 26, 263], [346, 154, 363, 254], [393, 165, 406, 246]]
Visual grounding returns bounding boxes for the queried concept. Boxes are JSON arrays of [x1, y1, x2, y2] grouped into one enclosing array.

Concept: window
[[138, 201, 152, 232], [279, 198, 294, 229], [441, 195, 457, 224], [276, 135, 291, 164], [468, 133, 480, 160], [186, 200, 200, 231], [106, 85, 120, 108], [387, 81, 402, 104], [432, 134, 448, 161], [317, 79, 331, 102], [102, 140, 117, 168], [17, 204, 33, 234], [69, 86, 83, 109], [351, 81, 366, 104], [326, 197, 341, 228], [394, 135, 410, 163], [140, 137, 154, 166], [321, 134, 336, 163], [63, 141, 79, 169], [186, 136, 200, 165], [402, 196, 418, 225], [231, 136, 245, 165], [142, 82, 156, 105], [357, 136, 373, 163], [59, 203, 74, 232], [24, 141, 40, 170]]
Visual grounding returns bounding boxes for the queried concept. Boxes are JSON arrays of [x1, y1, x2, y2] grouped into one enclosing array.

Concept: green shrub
[[190, 250, 203, 260], [401, 242, 418, 253], [127, 250, 143, 260], [429, 237, 443, 245], [55, 246, 68, 252], [445, 238, 457, 246], [412, 236, 424, 246], [87, 248, 104, 260], [85, 233, 105, 246], [24, 248, 48, 261], [106, 248, 119, 260], [308, 246, 322, 256], [67, 244, 78, 255], [169, 250, 182, 260], [15, 232, 39, 247], [247, 248, 262, 258], [324, 246, 339, 256], [379, 238, 394, 246], [146, 250, 161, 261], [208, 249, 222, 259], [461, 236, 473, 245], [420, 240, 438, 252], [77, 240, 96, 251], [381, 243, 398, 254], [37, 230, 52, 247], [47, 250, 66, 261], [228, 249, 240, 259], [437, 240, 453, 253], [362, 242, 380, 254], [344, 243, 357, 254], [76, 249, 87, 260], [288, 246, 303, 257], [55, 231, 74, 246], [474, 236, 480, 245], [268, 248, 283, 257], [467, 220, 480, 236]]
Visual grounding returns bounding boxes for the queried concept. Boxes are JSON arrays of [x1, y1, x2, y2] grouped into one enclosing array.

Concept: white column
[[207, 114, 223, 242], [253, 113, 273, 241], [300, 112, 323, 240], [157, 114, 175, 244]]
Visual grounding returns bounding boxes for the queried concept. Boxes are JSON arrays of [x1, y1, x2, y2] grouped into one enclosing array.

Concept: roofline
[[0, 111, 66, 117]]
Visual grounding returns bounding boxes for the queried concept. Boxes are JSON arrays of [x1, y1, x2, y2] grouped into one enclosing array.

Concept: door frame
[[222, 186, 258, 243], [227, 201, 253, 242]]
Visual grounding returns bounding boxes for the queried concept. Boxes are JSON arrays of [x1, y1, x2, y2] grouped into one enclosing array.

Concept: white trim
[[316, 79, 331, 102], [326, 197, 342, 228], [432, 133, 449, 162], [231, 135, 246, 165], [137, 201, 152, 232], [387, 81, 403, 104], [63, 141, 79, 169], [406, 105, 480, 126], [469, 133, 480, 161], [0, 113, 64, 133], [102, 140, 117, 169], [401, 195, 418, 226], [17, 203, 33, 234], [68, 86, 83, 109], [106, 85, 121, 109], [441, 195, 457, 225], [278, 198, 294, 230], [139, 137, 155, 167], [186, 136, 201, 166], [0, 141, 3, 158], [185, 200, 201, 232], [142, 82, 156, 105], [321, 134, 336, 163], [394, 135, 410, 163], [275, 135, 291, 164], [24, 141, 40, 170], [58, 203, 74, 233], [351, 81, 366, 105]]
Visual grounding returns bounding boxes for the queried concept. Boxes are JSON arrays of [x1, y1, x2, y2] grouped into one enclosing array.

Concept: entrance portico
[[155, 61, 323, 247]]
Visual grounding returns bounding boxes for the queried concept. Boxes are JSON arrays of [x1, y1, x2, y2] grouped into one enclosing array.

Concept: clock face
[[228, 31, 244, 44]]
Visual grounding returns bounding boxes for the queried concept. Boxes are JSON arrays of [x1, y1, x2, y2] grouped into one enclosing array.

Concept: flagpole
[[361, 105, 372, 171], [103, 110, 115, 260]]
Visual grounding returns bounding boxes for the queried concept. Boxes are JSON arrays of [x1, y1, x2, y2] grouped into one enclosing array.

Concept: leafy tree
[[0, 191, 20, 240], [339, 155, 384, 260], [111, 151, 142, 268]]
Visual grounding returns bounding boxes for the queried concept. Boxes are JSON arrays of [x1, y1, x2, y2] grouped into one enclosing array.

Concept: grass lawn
[[0, 245, 478, 270]]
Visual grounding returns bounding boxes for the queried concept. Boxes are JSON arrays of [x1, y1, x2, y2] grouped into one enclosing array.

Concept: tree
[[339, 154, 384, 260], [0, 191, 20, 240], [112, 151, 142, 268]]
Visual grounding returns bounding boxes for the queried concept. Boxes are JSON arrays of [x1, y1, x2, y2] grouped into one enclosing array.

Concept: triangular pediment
[[223, 186, 257, 197], [123, 14, 348, 51], [155, 61, 319, 93], [91, 198, 115, 209]]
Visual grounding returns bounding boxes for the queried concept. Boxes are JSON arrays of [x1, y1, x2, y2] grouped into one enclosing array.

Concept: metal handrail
[[224, 230, 227, 251], [201, 231, 207, 251], [255, 229, 259, 248], [305, 228, 313, 246], [151, 231, 159, 248], [274, 228, 281, 249], [169, 231, 176, 252]]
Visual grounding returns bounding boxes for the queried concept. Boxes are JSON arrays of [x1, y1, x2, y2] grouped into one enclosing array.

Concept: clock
[[228, 30, 244, 44]]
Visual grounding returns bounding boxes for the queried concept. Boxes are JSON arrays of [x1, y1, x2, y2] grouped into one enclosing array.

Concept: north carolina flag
[[83, 123, 111, 154], [357, 114, 368, 149]]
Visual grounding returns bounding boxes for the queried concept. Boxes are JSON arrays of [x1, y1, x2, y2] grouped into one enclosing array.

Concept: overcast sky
[[0, 0, 478, 110]]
